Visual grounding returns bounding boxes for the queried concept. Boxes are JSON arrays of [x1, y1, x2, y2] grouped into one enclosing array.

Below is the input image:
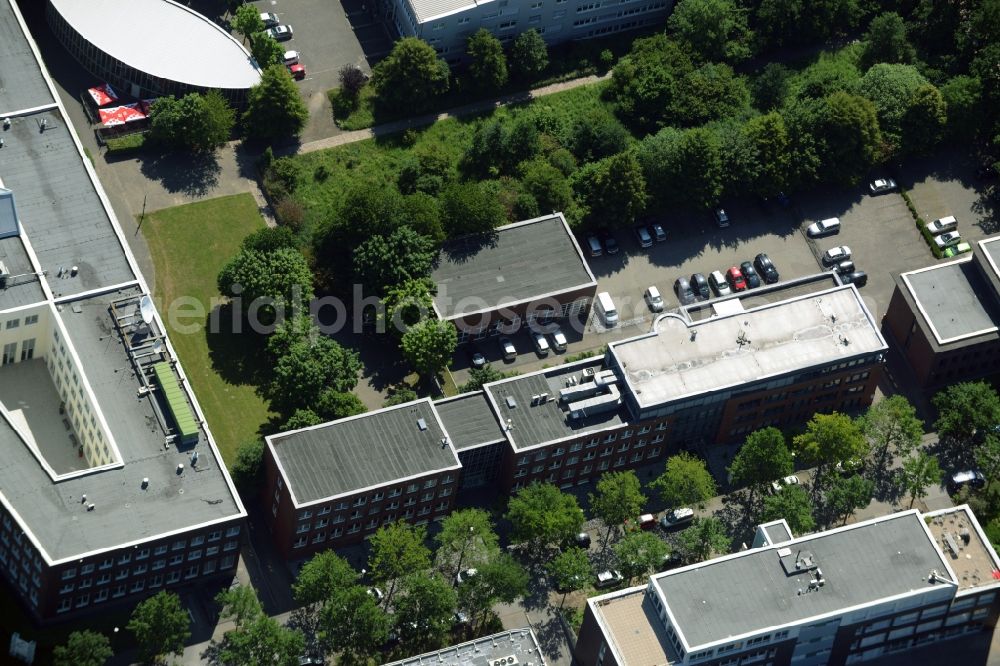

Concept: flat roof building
[[0, 0, 245, 621], [46, 0, 261, 104], [431, 214, 597, 344], [577, 507, 1000, 666], [383, 627, 546, 665]]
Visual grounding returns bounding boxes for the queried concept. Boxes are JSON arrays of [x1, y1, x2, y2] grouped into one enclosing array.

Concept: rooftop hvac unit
[[0, 260, 8, 289], [492, 657, 518, 666]]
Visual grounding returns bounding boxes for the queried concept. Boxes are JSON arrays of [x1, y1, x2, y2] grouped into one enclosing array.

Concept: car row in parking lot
[[467, 327, 569, 364], [260, 12, 306, 79], [670, 253, 780, 306], [585, 222, 667, 257]]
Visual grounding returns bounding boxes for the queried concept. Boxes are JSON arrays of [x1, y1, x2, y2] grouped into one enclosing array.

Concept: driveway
[[900, 150, 1000, 242]]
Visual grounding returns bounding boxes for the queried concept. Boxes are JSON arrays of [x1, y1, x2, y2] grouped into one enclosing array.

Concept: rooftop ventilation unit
[[531, 395, 540, 405], [539, 393, 548, 403], [492, 657, 518, 666], [417, 418, 428, 431], [506, 396, 517, 409], [0, 260, 9, 289], [568, 384, 621, 420]]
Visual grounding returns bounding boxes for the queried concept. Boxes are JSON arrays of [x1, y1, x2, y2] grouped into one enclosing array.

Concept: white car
[[770, 475, 800, 494], [927, 216, 957, 234], [822, 246, 851, 265], [549, 328, 568, 352], [806, 217, 840, 238], [660, 507, 695, 528], [267, 25, 293, 41], [708, 270, 732, 297], [934, 231, 962, 249], [260, 11, 279, 27], [644, 286, 664, 312], [282, 50, 300, 65], [532, 332, 550, 356]]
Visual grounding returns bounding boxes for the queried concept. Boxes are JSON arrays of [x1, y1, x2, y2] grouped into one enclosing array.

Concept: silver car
[[822, 246, 851, 265], [934, 231, 962, 249]]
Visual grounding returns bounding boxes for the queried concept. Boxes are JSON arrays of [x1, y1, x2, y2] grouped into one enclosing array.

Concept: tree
[[608, 35, 694, 132], [856, 63, 931, 154], [668, 0, 753, 64], [902, 451, 943, 508], [743, 112, 792, 196], [242, 226, 296, 254], [792, 53, 861, 101], [638, 126, 723, 211], [761, 484, 816, 535], [573, 150, 647, 229], [824, 475, 874, 526], [353, 227, 437, 296], [230, 438, 265, 494], [458, 553, 528, 631], [975, 437, 1000, 491], [510, 30, 548, 79], [461, 364, 515, 392], [728, 427, 794, 506], [467, 29, 508, 91], [266, 325, 361, 414], [214, 586, 305, 666], [651, 453, 717, 509], [293, 551, 359, 608], [940, 75, 983, 142], [752, 63, 791, 111], [570, 110, 631, 163], [243, 64, 309, 141], [232, 4, 265, 42], [53, 630, 113, 666], [339, 64, 368, 96], [435, 508, 500, 579], [384, 386, 419, 406], [217, 247, 312, 324], [401, 318, 458, 379], [933, 382, 1000, 444], [148, 92, 234, 153], [753, 0, 861, 50], [371, 37, 449, 113], [792, 412, 868, 496], [818, 91, 882, 185], [669, 63, 750, 127], [860, 12, 915, 71], [440, 181, 507, 237], [127, 590, 191, 664], [547, 548, 591, 608], [368, 522, 432, 608], [250, 33, 285, 69], [613, 531, 669, 583], [380, 278, 436, 335], [317, 585, 390, 662], [283, 408, 322, 430], [860, 395, 923, 470], [465, 115, 541, 177], [395, 574, 458, 651], [519, 159, 574, 215], [589, 471, 647, 549], [901, 84, 947, 156], [676, 517, 730, 563], [315, 389, 366, 421], [505, 482, 585, 548]]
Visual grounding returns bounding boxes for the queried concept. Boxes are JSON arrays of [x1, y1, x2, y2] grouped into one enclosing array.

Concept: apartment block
[[577, 506, 1000, 666]]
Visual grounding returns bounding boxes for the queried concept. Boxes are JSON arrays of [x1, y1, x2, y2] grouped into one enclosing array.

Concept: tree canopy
[[217, 247, 313, 325], [400, 318, 458, 378], [589, 470, 647, 548], [933, 382, 1000, 445], [368, 522, 432, 607], [728, 427, 794, 503], [243, 64, 309, 141], [53, 631, 113, 666], [651, 453, 717, 509], [505, 482, 585, 548], [761, 484, 816, 535], [793, 412, 868, 493], [293, 550, 359, 608], [127, 590, 191, 663], [435, 508, 500, 578], [668, 0, 753, 64], [353, 227, 437, 296], [547, 547, 591, 606], [676, 517, 730, 563], [395, 574, 458, 651], [510, 30, 548, 79], [213, 587, 305, 666], [467, 29, 508, 91], [613, 531, 669, 582], [371, 38, 450, 112], [149, 91, 234, 153]]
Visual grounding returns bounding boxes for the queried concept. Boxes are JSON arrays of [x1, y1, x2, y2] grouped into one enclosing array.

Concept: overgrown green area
[[141, 194, 274, 463], [104, 131, 148, 155]]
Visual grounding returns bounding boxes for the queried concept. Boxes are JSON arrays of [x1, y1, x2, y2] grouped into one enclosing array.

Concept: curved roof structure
[[49, 0, 261, 90]]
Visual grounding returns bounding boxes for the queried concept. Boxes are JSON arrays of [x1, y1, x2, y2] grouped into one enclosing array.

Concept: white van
[[595, 291, 618, 326]]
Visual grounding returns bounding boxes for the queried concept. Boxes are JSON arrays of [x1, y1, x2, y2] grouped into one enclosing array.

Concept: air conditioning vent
[[492, 657, 518, 666]]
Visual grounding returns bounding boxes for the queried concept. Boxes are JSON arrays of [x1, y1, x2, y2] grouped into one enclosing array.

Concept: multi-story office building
[[577, 506, 1000, 666], [0, 0, 246, 622], [262, 282, 886, 556], [884, 236, 1000, 390], [383, 0, 672, 62], [384, 627, 546, 665], [430, 213, 597, 345]]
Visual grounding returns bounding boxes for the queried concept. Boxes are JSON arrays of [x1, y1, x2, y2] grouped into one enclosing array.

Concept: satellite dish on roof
[[139, 295, 154, 325], [152, 339, 163, 355]]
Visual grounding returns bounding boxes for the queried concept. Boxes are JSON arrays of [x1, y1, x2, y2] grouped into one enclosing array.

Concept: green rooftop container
[[153, 362, 199, 446]]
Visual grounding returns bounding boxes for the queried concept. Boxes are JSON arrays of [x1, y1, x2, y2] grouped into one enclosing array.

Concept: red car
[[288, 63, 306, 80], [726, 266, 747, 291]]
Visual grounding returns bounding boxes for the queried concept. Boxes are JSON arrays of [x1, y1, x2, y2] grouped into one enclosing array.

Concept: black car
[[840, 271, 867, 287], [754, 253, 780, 284], [674, 277, 696, 305], [739, 261, 761, 288], [598, 229, 619, 255], [690, 273, 710, 300]]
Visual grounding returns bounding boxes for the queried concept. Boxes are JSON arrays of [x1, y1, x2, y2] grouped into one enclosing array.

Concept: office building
[[383, 627, 546, 665]]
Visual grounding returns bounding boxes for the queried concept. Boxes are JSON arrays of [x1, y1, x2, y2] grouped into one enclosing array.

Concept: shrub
[[339, 64, 368, 96], [274, 198, 305, 231]]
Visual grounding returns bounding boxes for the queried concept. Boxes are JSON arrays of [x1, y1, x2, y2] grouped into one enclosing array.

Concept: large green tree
[[510, 30, 548, 79], [53, 631, 113, 666], [856, 63, 932, 155], [368, 522, 432, 607], [902, 451, 943, 508], [860, 395, 923, 471], [824, 475, 874, 526], [371, 37, 450, 112], [933, 382, 1000, 444], [353, 227, 437, 296], [242, 64, 309, 141], [589, 470, 647, 549], [608, 34, 694, 132], [265, 318, 361, 413], [231, 438, 265, 494], [232, 4, 265, 42], [613, 531, 669, 583], [940, 75, 983, 142], [149, 91, 234, 153], [217, 247, 313, 325], [573, 150, 647, 229], [127, 590, 191, 664], [651, 453, 717, 509], [676, 517, 730, 563], [467, 29, 508, 91], [901, 84, 947, 156], [638, 126, 723, 211], [440, 182, 507, 237], [293, 550, 359, 608], [380, 278, 436, 335], [505, 482, 585, 548], [793, 412, 868, 496], [400, 318, 458, 379], [761, 484, 815, 535], [668, 0, 753, 63], [817, 91, 882, 184], [318, 585, 390, 662], [728, 427, 794, 506], [457, 553, 529, 631], [395, 574, 458, 651], [743, 112, 792, 196], [214, 587, 305, 666], [860, 12, 916, 70], [435, 508, 500, 579], [670, 63, 751, 128], [250, 33, 284, 68], [547, 548, 591, 608]]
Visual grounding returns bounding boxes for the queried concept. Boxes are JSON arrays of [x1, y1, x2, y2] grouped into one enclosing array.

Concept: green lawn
[[142, 194, 275, 464]]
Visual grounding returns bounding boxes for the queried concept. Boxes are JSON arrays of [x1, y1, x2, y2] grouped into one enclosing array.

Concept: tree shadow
[[138, 150, 222, 197], [530, 611, 574, 664], [872, 467, 907, 505], [204, 303, 272, 388]]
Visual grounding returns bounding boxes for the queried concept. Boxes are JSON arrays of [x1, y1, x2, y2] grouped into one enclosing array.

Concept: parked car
[[948, 470, 986, 494], [869, 178, 898, 195], [934, 231, 962, 249], [770, 475, 800, 494], [549, 327, 568, 352], [754, 253, 780, 284], [709, 270, 732, 297], [599, 229, 619, 255], [644, 286, 664, 312], [595, 570, 624, 588], [690, 273, 710, 300], [634, 225, 653, 248], [726, 266, 747, 291], [714, 207, 730, 228], [585, 234, 602, 257], [740, 261, 761, 288], [532, 332, 550, 356], [267, 24, 294, 41], [660, 507, 695, 528], [652, 223, 667, 242], [260, 11, 279, 27], [822, 246, 852, 265], [943, 242, 972, 258], [835, 259, 856, 274], [499, 337, 516, 361], [927, 216, 957, 234], [674, 277, 696, 305], [806, 217, 841, 238], [282, 50, 300, 65], [840, 271, 868, 287], [288, 63, 306, 80], [467, 347, 486, 369]]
